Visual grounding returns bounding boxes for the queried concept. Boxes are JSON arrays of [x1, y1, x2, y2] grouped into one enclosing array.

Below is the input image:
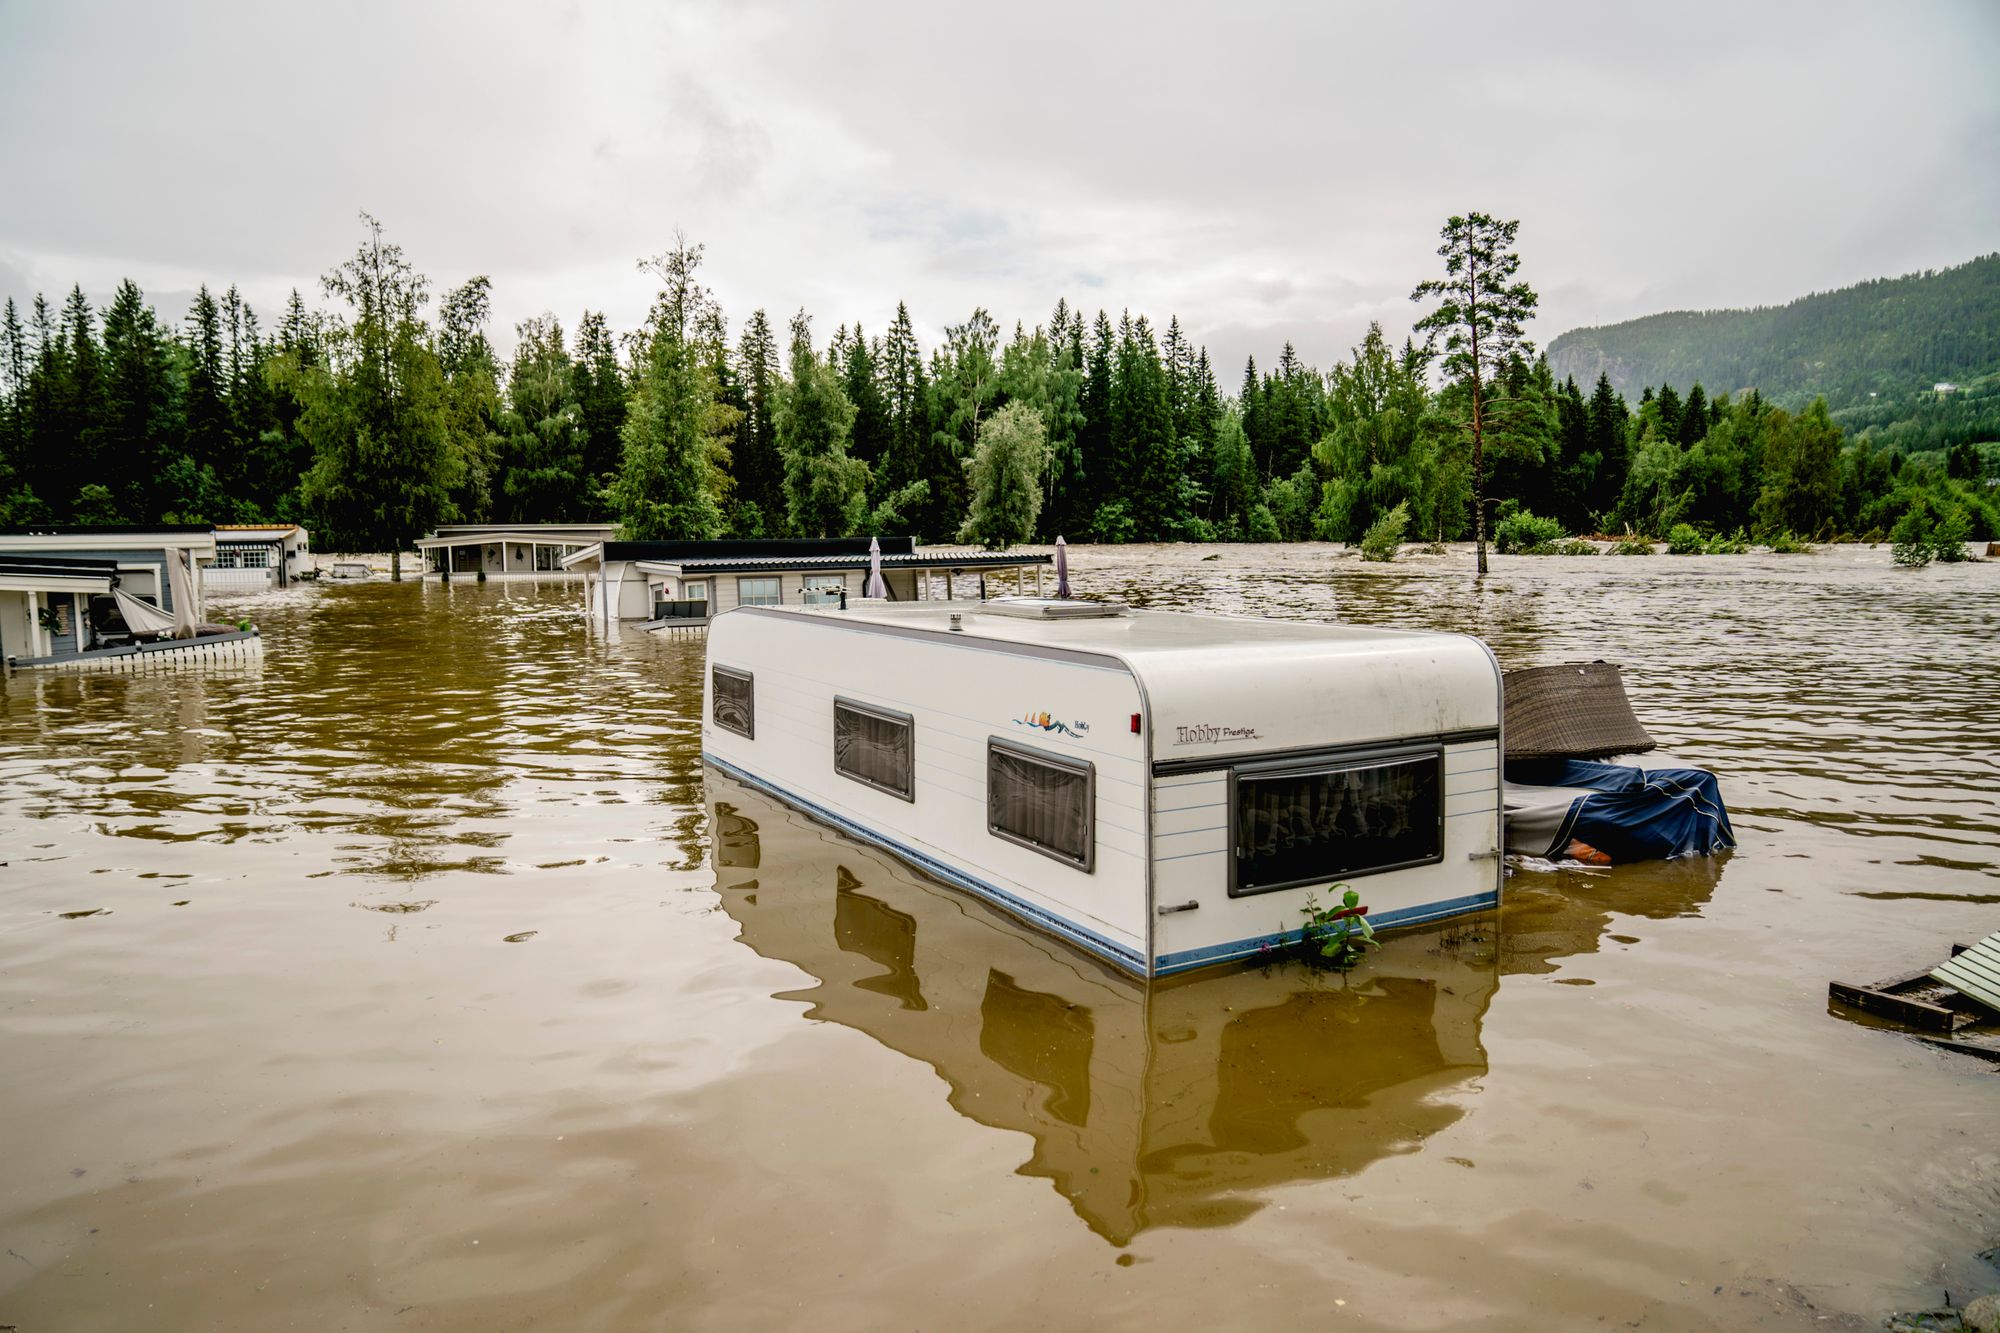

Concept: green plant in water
[[1555, 539, 1597, 556], [1665, 522, 1705, 555], [236, 618, 252, 632], [1764, 531, 1811, 553], [1493, 508, 1566, 554], [1298, 887, 1377, 970], [1611, 535, 1655, 555], [1704, 528, 1751, 555], [1358, 501, 1410, 562]]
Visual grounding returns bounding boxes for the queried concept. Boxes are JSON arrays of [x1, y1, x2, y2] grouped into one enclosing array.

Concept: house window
[[1229, 749, 1443, 897], [214, 550, 239, 569], [712, 666, 754, 739], [534, 546, 560, 571], [684, 581, 709, 603], [238, 548, 271, 569], [803, 574, 845, 606], [987, 738, 1094, 872], [738, 576, 781, 607], [834, 698, 914, 800]]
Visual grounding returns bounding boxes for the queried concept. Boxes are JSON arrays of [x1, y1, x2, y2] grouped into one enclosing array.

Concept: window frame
[[1226, 743, 1445, 898], [737, 575, 782, 607], [985, 736, 1096, 874], [711, 665, 755, 740], [802, 573, 846, 605], [832, 696, 916, 802]]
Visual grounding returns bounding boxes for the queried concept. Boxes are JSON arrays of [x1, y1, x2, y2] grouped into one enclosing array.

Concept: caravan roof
[[724, 600, 1501, 760]]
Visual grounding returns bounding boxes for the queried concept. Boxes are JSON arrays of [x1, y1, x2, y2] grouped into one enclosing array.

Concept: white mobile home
[[206, 523, 310, 589], [702, 599, 1505, 978], [567, 537, 1053, 628], [417, 523, 620, 579]]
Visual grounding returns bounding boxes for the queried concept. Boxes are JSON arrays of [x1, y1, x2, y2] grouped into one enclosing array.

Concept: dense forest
[[0, 216, 1994, 552], [1548, 253, 2000, 456]]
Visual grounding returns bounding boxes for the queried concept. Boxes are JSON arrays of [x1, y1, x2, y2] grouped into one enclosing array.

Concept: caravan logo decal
[[1173, 723, 1261, 745], [1015, 710, 1090, 738]]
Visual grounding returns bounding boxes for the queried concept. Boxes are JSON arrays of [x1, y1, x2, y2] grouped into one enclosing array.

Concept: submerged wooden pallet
[[1932, 931, 2000, 1016], [1830, 942, 1985, 1032]]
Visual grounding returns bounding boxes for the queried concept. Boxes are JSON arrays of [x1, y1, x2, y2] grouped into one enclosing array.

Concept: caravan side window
[[986, 738, 1094, 872], [1229, 748, 1442, 896], [833, 698, 914, 800], [711, 666, 754, 739]]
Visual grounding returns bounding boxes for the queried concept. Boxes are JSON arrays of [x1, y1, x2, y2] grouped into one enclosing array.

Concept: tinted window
[[1231, 751, 1442, 896], [834, 698, 914, 799], [712, 666, 754, 739], [987, 739, 1094, 871]]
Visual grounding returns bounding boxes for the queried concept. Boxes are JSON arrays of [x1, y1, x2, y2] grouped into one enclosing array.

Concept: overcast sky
[[2, 0, 1996, 377]]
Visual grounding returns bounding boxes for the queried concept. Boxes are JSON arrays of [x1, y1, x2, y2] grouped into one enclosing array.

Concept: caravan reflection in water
[[708, 767, 1500, 1245]]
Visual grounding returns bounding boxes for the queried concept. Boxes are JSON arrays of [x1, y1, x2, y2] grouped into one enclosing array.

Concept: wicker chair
[[1503, 661, 1657, 761]]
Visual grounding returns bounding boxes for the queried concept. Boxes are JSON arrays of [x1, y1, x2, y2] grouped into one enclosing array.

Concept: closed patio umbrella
[[1055, 535, 1071, 599], [864, 535, 889, 599]]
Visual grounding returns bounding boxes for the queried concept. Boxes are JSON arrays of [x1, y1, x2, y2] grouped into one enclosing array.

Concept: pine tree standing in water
[[1411, 212, 1539, 575]]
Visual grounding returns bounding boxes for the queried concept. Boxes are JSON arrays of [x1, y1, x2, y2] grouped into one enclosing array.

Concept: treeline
[[0, 216, 1994, 550]]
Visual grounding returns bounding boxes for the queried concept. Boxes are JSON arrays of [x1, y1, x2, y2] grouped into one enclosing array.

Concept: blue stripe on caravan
[[702, 752, 1149, 976], [1151, 890, 1501, 977]]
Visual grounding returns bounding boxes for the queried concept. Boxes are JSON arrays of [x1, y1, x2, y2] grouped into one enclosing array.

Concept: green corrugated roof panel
[[1932, 931, 2000, 1017]]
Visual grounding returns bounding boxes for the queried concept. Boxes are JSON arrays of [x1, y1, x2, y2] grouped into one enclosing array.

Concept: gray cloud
[[1, 0, 1994, 379]]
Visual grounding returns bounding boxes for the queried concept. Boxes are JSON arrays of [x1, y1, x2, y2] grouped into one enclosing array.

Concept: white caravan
[[702, 598, 1505, 978]]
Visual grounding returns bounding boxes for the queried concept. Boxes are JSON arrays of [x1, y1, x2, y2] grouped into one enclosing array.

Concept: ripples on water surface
[[1, 546, 1995, 1332]]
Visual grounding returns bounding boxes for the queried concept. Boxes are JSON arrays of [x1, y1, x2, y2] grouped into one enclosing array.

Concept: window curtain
[[989, 749, 1089, 861]]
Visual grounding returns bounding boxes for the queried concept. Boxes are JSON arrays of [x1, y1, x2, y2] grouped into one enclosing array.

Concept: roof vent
[[978, 597, 1128, 621]]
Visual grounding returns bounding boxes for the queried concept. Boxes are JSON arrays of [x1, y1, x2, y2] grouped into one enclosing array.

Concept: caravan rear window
[[833, 697, 914, 800], [1230, 749, 1443, 896], [712, 666, 754, 739], [987, 739, 1094, 872]]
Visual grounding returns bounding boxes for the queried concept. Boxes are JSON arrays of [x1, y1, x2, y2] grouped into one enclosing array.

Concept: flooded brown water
[[2, 544, 1996, 1332]]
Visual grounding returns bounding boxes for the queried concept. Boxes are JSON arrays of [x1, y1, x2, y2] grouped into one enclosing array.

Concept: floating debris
[[503, 931, 538, 943], [353, 900, 438, 914], [58, 909, 105, 919]]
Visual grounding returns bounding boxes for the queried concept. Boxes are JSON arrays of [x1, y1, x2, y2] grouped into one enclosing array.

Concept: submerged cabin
[[565, 537, 1053, 629], [206, 523, 310, 590], [0, 525, 260, 671], [702, 598, 1505, 978], [416, 523, 620, 579]]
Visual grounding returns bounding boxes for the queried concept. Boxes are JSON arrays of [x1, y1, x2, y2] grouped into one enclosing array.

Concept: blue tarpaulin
[[1503, 759, 1736, 862]]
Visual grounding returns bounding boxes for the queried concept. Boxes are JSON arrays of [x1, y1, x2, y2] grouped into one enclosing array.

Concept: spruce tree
[[776, 310, 868, 537], [572, 311, 628, 496], [1410, 212, 1540, 574]]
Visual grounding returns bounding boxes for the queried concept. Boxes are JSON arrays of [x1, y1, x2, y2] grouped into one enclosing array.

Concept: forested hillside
[[1548, 254, 2000, 440]]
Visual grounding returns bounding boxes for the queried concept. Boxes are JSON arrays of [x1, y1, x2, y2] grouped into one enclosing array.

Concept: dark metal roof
[[0, 524, 211, 536], [0, 553, 121, 581], [602, 537, 918, 563]]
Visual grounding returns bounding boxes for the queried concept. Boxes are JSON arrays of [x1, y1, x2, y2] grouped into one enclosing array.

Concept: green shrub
[[1555, 539, 1598, 555], [1359, 501, 1410, 562], [1891, 499, 1975, 566], [1764, 531, 1811, 553], [1705, 528, 1751, 555], [1666, 523, 1705, 554], [1612, 535, 1655, 555], [1493, 509, 1566, 554]]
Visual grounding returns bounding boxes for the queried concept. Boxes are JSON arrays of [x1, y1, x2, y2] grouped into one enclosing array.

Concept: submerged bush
[[1892, 499, 1975, 567], [1493, 509, 1566, 554], [1666, 523, 1705, 554], [1555, 539, 1598, 555], [1764, 531, 1812, 553], [1359, 501, 1410, 562], [1705, 528, 1751, 555], [1612, 535, 1655, 555]]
